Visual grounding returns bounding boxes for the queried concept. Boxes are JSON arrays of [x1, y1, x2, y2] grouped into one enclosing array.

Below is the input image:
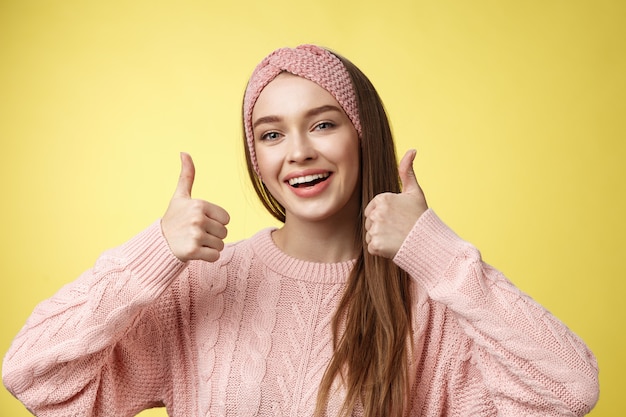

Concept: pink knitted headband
[[243, 44, 362, 174]]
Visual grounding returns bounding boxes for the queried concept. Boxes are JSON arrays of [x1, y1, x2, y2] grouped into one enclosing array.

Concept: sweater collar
[[249, 228, 356, 284]]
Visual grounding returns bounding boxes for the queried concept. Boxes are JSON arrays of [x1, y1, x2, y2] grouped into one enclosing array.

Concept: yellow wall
[[1, 1, 623, 415]]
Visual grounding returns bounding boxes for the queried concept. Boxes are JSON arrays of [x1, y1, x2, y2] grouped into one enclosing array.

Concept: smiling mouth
[[287, 172, 330, 188]]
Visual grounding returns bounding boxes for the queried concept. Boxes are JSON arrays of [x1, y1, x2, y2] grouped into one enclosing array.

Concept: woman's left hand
[[364, 149, 428, 258]]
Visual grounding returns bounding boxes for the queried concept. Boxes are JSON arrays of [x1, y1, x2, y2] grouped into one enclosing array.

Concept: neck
[[273, 216, 359, 263]]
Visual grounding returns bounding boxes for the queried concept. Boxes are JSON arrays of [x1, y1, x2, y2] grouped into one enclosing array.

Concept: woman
[[3, 45, 599, 416]]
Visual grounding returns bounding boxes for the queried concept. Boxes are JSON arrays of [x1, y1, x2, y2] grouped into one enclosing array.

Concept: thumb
[[174, 152, 195, 198], [399, 149, 419, 194]]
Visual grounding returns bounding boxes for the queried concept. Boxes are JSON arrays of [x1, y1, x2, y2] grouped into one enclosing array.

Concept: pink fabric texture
[[243, 44, 362, 175], [2, 210, 599, 416]]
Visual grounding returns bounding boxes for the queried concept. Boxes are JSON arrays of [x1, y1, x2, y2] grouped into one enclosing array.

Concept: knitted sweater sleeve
[[393, 209, 599, 416], [2, 220, 187, 416]]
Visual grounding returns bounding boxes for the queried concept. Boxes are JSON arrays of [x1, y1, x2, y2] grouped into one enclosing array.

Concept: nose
[[287, 132, 317, 164]]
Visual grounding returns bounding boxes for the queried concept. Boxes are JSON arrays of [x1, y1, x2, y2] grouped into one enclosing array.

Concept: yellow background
[[1, 1, 623, 416]]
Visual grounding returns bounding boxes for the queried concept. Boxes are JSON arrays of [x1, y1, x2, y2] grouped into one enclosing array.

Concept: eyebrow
[[252, 105, 344, 129]]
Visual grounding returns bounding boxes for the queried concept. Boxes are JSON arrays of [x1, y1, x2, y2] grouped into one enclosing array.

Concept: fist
[[364, 149, 428, 258], [161, 153, 230, 262]]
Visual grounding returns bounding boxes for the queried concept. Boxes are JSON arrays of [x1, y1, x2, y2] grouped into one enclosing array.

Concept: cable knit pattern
[[194, 249, 231, 417], [2, 210, 599, 416]]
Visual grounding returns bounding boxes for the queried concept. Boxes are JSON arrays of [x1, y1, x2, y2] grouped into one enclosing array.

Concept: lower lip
[[287, 175, 332, 198]]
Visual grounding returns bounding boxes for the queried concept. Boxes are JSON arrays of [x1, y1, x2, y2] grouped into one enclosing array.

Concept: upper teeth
[[288, 173, 329, 186]]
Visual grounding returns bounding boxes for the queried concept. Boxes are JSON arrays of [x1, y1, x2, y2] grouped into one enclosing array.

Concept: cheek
[[348, 143, 362, 195], [255, 146, 276, 177], [342, 140, 361, 180], [255, 148, 285, 196]]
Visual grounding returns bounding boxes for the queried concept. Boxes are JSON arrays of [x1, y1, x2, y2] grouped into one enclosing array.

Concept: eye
[[260, 131, 281, 141], [314, 121, 335, 131]]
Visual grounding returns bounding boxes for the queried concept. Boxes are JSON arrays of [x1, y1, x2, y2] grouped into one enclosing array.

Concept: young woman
[[3, 45, 599, 416]]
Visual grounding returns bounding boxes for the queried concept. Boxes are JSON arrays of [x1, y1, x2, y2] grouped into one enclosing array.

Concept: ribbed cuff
[[393, 209, 469, 292], [119, 219, 187, 298]]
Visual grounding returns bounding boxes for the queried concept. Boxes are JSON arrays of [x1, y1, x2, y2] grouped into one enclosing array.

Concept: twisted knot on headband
[[243, 44, 361, 175]]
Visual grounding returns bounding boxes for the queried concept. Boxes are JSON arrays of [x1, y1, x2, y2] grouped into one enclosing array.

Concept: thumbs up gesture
[[364, 149, 428, 258], [161, 153, 231, 262]]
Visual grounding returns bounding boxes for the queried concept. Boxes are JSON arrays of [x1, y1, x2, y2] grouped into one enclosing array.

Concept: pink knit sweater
[[3, 209, 599, 416]]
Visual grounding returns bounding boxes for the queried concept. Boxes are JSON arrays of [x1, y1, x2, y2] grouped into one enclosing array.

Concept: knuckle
[[189, 213, 205, 227], [367, 242, 381, 256], [206, 250, 220, 262], [216, 225, 228, 240], [190, 200, 207, 214], [376, 192, 391, 202], [190, 228, 204, 242]]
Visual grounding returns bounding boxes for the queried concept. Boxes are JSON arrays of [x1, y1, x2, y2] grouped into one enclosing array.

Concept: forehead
[[252, 73, 341, 118]]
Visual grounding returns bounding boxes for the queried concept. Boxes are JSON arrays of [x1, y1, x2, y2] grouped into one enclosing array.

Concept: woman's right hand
[[161, 152, 230, 262]]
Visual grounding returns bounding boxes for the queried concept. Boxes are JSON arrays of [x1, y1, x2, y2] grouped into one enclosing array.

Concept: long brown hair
[[242, 50, 413, 417]]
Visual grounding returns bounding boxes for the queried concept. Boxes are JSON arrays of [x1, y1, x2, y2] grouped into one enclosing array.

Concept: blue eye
[[315, 121, 334, 130], [262, 131, 281, 141]]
